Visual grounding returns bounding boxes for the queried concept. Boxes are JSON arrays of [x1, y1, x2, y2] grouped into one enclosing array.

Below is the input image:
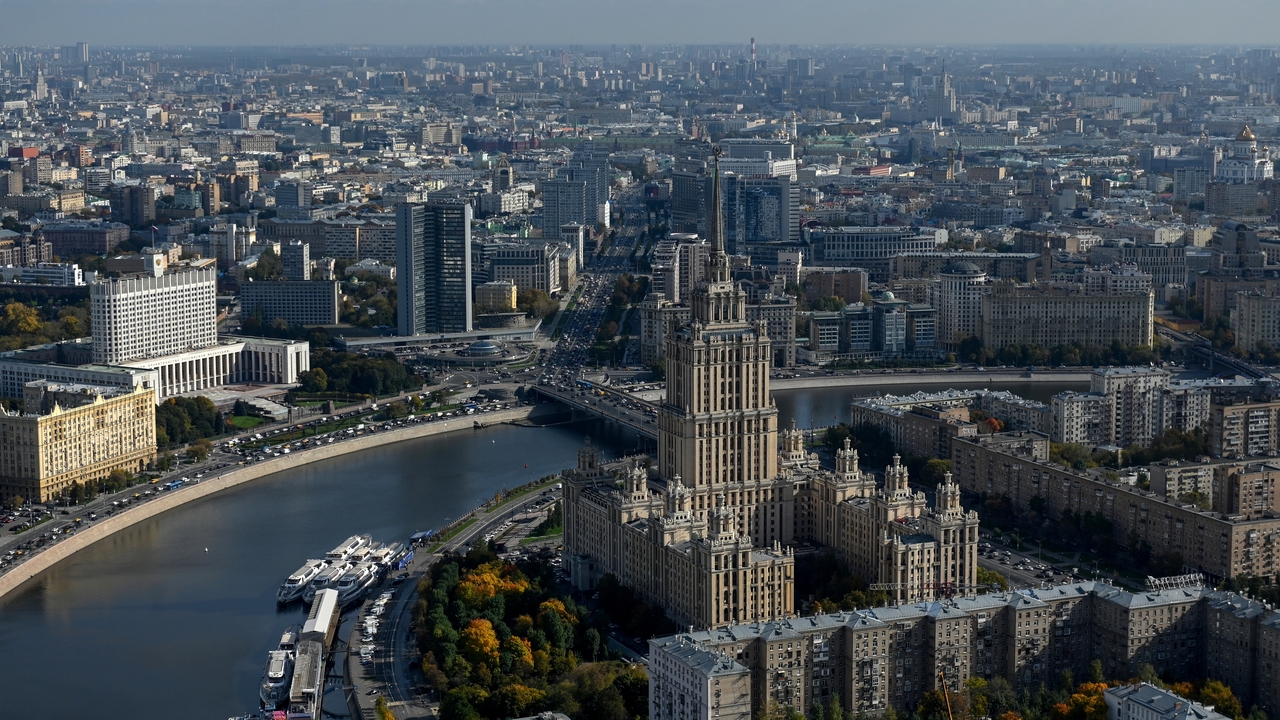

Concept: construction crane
[[938, 669, 956, 720]]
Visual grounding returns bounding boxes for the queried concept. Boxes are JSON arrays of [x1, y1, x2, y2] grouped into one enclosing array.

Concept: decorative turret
[[780, 418, 808, 466], [624, 459, 650, 502], [708, 494, 738, 544], [934, 472, 963, 518], [885, 454, 910, 494], [667, 476, 692, 516], [836, 437, 860, 476], [577, 436, 600, 475]]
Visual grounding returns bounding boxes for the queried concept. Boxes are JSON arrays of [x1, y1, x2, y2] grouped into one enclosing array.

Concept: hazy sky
[[3, 0, 1280, 48]]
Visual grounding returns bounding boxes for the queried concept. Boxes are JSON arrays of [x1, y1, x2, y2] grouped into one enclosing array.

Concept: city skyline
[[4, 0, 1280, 47]]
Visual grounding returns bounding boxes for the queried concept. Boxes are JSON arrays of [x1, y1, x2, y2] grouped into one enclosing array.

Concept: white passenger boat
[[303, 561, 352, 605], [277, 560, 327, 603], [324, 534, 371, 562], [335, 562, 378, 605]]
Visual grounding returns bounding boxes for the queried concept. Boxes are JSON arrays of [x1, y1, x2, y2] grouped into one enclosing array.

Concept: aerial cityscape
[[7, 27, 1280, 720]]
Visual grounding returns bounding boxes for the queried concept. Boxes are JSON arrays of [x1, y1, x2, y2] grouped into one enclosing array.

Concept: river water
[[0, 382, 1082, 719]]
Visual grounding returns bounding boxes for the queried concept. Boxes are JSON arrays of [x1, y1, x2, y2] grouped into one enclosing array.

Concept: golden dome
[[1237, 125, 1257, 142]]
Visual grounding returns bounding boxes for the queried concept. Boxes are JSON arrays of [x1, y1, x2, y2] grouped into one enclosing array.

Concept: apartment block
[[1209, 398, 1280, 459], [1234, 290, 1280, 353], [950, 431, 1280, 580], [490, 242, 562, 294], [39, 221, 131, 256], [0, 381, 156, 504], [980, 283, 1154, 350], [649, 581, 1280, 720], [240, 280, 339, 326]]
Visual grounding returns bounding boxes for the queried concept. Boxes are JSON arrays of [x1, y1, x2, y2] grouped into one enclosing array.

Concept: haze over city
[[5, 0, 1280, 45]]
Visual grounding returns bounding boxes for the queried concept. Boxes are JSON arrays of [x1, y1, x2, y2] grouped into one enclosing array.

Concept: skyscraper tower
[[658, 147, 785, 540], [396, 202, 473, 336]]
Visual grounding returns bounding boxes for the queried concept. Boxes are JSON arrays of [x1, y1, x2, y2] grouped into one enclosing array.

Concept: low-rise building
[[1105, 683, 1229, 720], [344, 258, 396, 280], [475, 280, 518, 313], [0, 262, 83, 285]]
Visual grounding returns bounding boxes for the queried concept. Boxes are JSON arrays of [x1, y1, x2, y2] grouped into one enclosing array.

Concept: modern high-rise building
[[108, 184, 157, 227], [567, 140, 612, 226], [396, 202, 472, 336], [91, 259, 218, 365], [540, 176, 589, 234], [281, 240, 311, 281], [721, 173, 799, 252]]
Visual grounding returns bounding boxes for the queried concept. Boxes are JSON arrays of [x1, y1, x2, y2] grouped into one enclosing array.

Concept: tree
[[977, 566, 1009, 591], [1198, 680, 1243, 719], [812, 295, 846, 312], [516, 288, 558, 319], [246, 249, 284, 281], [374, 696, 395, 720], [458, 618, 500, 667], [921, 459, 951, 485], [187, 438, 212, 461], [2, 302, 41, 335], [299, 368, 328, 393], [1051, 682, 1110, 720]]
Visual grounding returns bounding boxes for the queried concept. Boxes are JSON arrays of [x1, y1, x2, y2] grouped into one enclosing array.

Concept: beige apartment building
[[474, 279, 518, 313], [950, 431, 1280, 580], [1234, 290, 1280, 353], [980, 283, 1153, 349], [1208, 397, 1280, 459], [650, 582, 1280, 720], [0, 381, 156, 504]]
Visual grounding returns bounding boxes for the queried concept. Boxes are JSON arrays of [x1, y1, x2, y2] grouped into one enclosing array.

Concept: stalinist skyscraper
[[658, 146, 796, 546], [560, 147, 978, 630]]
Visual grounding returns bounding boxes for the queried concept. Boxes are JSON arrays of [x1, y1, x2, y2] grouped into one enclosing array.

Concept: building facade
[[0, 381, 156, 504], [396, 202, 473, 335], [90, 259, 218, 365], [240, 280, 339, 326], [980, 283, 1153, 350], [649, 582, 1280, 720]]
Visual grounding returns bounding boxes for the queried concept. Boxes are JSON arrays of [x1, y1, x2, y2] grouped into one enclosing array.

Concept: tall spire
[[709, 145, 724, 255]]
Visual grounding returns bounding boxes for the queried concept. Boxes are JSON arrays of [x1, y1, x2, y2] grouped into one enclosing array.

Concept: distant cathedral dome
[[1237, 125, 1257, 142]]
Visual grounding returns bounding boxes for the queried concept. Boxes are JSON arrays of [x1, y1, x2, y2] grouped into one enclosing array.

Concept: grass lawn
[[227, 415, 264, 430], [520, 523, 562, 545]]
